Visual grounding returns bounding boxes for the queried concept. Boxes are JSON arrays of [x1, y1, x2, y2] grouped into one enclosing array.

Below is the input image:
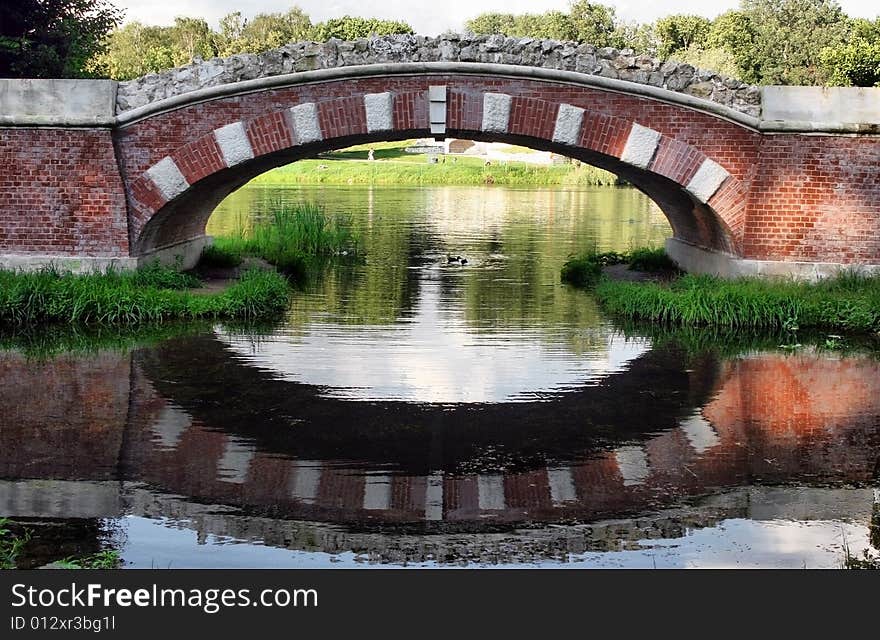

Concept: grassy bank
[[0, 265, 290, 327], [563, 249, 880, 333], [249, 141, 620, 187], [561, 248, 676, 287], [201, 202, 359, 272]]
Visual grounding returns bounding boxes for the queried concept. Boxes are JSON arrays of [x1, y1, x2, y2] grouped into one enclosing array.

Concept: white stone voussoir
[[364, 92, 394, 133], [686, 158, 730, 203], [289, 102, 322, 144], [146, 156, 189, 201], [552, 103, 585, 146], [214, 121, 254, 167], [481, 92, 512, 133], [620, 123, 661, 169]]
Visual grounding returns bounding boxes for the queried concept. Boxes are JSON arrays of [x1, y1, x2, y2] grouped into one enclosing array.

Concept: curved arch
[[123, 77, 751, 258]]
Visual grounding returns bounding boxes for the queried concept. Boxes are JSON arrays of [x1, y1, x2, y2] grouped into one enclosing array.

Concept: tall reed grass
[[203, 202, 358, 272], [562, 248, 880, 332], [594, 272, 880, 332], [0, 266, 290, 327]]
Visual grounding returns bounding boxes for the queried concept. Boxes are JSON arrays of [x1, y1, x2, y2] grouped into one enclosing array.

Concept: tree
[[654, 14, 712, 59], [0, 0, 122, 77], [464, 13, 518, 36], [738, 0, 849, 85], [168, 17, 216, 66], [568, 1, 618, 47], [706, 10, 761, 82], [819, 18, 880, 86], [217, 7, 312, 56], [309, 16, 413, 41], [89, 21, 174, 79]]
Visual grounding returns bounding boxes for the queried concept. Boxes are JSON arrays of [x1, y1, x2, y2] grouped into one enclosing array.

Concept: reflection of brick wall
[[0, 352, 130, 478], [125, 351, 880, 526], [702, 354, 880, 481]]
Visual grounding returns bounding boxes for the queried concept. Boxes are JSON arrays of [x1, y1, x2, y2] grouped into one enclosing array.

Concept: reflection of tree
[[208, 183, 670, 342]]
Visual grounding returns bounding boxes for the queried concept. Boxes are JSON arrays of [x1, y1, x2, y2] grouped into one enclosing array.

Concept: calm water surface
[[2, 184, 878, 569]]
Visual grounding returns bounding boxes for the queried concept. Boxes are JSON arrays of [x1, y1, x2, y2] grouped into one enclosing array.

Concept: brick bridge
[[2, 38, 879, 278]]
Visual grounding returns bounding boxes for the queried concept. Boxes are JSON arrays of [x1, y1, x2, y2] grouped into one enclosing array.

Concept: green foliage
[[309, 16, 413, 41], [568, 1, 618, 47], [819, 18, 880, 86], [466, 11, 577, 41], [0, 0, 122, 78], [251, 145, 621, 187], [655, 14, 712, 59], [738, 0, 849, 85], [706, 10, 763, 83], [132, 259, 201, 289], [0, 518, 29, 569], [561, 254, 604, 287], [561, 248, 677, 287], [626, 247, 678, 272], [199, 243, 244, 269], [591, 271, 880, 332], [0, 266, 290, 327], [206, 202, 359, 273], [668, 43, 742, 78], [465, 1, 617, 46], [216, 8, 312, 57], [57, 550, 121, 569]]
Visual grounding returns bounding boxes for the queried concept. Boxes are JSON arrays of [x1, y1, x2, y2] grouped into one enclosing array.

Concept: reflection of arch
[[122, 74, 750, 258], [124, 337, 880, 528]]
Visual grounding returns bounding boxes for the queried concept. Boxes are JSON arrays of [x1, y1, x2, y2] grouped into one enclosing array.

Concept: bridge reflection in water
[[1, 334, 879, 567]]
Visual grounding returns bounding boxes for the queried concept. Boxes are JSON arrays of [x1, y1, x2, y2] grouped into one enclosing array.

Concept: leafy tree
[[738, 0, 849, 85], [610, 22, 658, 54], [466, 11, 576, 40], [217, 7, 312, 56], [669, 43, 743, 78], [168, 17, 216, 66], [309, 16, 413, 41], [654, 14, 712, 59], [568, 1, 618, 47], [464, 13, 518, 36], [89, 21, 174, 79], [819, 18, 880, 86], [0, 0, 122, 77], [706, 10, 762, 82]]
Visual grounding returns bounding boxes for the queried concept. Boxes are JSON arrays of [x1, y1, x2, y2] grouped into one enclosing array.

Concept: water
[[2, 184, 878, 569]]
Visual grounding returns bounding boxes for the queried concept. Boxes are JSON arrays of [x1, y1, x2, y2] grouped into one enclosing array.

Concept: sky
[[115, 1, 879, 36]]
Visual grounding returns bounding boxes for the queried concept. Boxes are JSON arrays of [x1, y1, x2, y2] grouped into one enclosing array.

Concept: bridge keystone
[[620, 123, 662, 169], [213, 122, 255, 167], [146, 157, 189, 202], [481, 92, 512, 133]]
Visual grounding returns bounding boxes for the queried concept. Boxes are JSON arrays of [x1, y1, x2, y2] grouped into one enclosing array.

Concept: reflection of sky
[[218, 280, 650, 403], [120, 516, 872, 569]]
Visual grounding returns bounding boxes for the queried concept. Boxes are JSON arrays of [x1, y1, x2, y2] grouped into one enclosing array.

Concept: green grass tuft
[[0, 266, 290, 328], [201, 201, 359, 274], [592, 271, 880, 332], [626, 247, 678, 272]]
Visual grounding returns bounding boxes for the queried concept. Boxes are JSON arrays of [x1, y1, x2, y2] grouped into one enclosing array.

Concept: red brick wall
[[744, 135, 880, 263], [0, 128, 129, 256]]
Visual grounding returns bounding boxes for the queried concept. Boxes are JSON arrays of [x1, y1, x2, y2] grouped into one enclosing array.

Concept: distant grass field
[[249, 140, 622, 186]]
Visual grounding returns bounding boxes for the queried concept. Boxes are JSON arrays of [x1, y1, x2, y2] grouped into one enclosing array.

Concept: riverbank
[[0, 263, 290, 327], [563, 249, 880, 333], [250, 141, 620, 186]]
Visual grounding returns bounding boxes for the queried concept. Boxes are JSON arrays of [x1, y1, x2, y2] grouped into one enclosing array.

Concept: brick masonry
[[1, 73, 879, 267]]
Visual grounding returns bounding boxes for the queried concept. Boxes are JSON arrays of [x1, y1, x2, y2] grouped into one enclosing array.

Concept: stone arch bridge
[[1, 35, 879, 278]]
